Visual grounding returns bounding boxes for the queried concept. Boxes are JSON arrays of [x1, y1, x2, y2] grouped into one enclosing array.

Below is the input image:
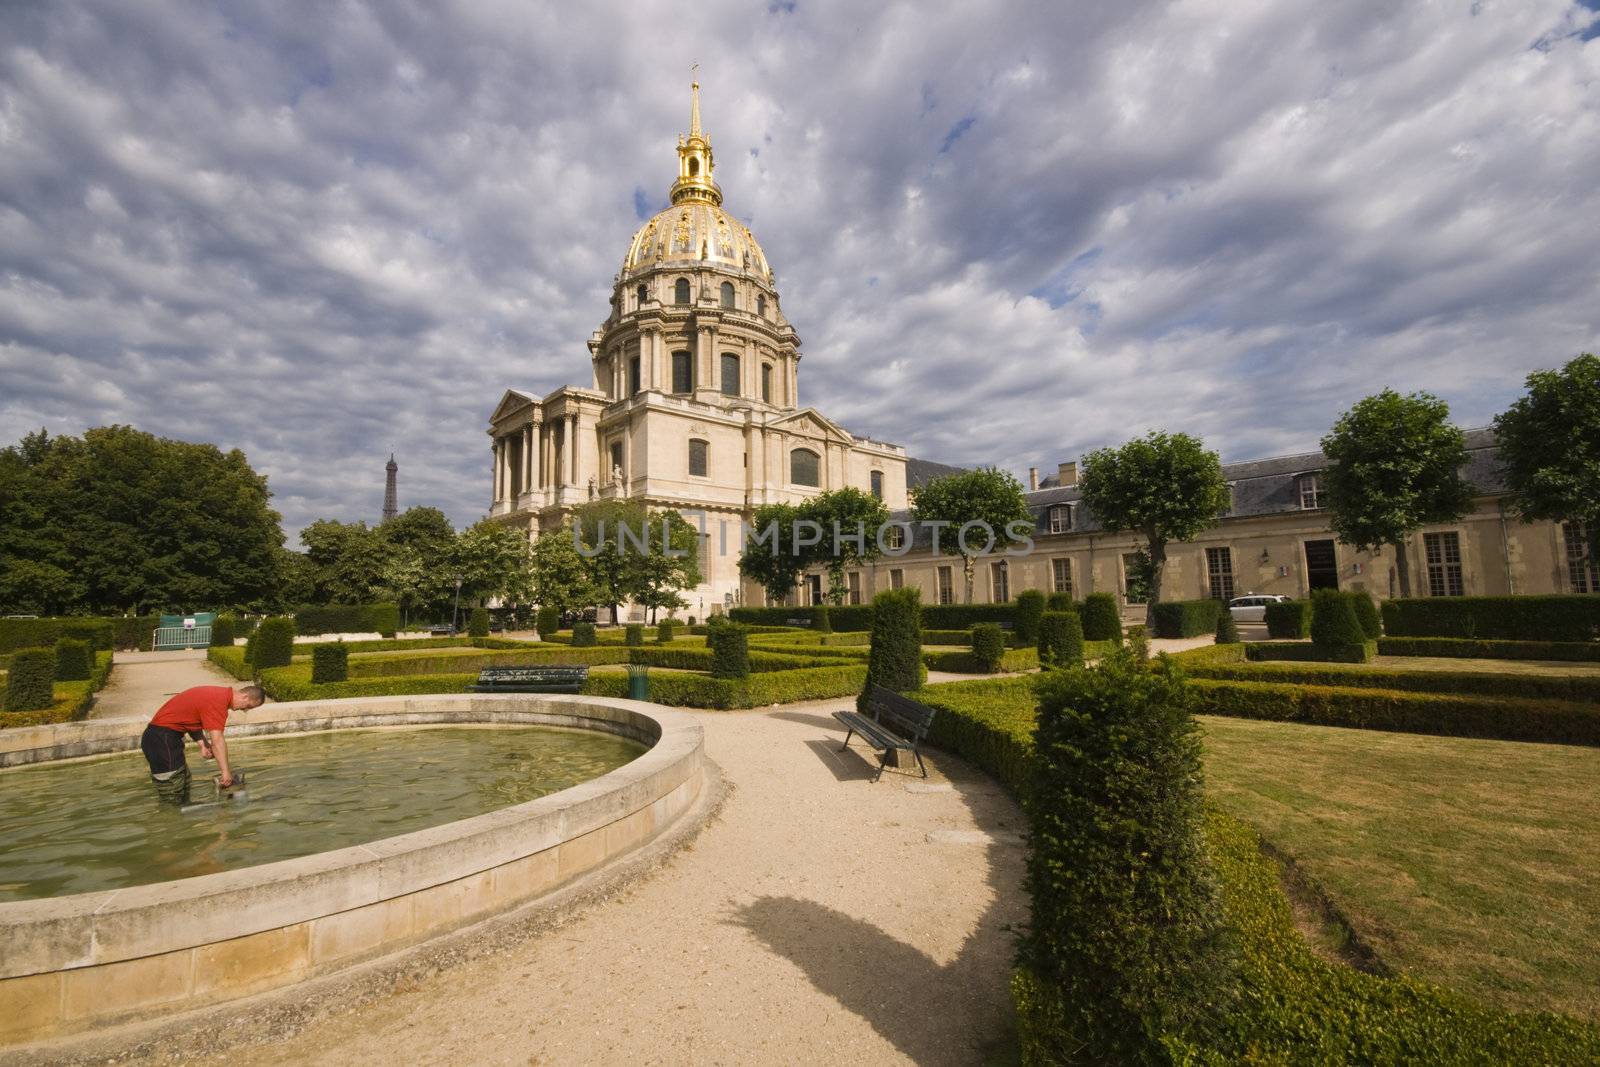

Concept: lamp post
[[451, 576, 463, 636]]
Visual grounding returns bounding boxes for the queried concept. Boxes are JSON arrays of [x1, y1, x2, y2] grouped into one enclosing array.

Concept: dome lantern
[[670, 78, 721, 207]]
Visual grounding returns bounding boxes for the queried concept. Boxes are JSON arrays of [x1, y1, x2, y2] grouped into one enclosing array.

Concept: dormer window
[[1299, 472, 1325, 510], [1048, 505, 1072, 534]]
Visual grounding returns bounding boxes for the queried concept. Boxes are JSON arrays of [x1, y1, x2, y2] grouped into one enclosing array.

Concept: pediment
[[768, 407, 855, 445], [488, 389, 539, 426]]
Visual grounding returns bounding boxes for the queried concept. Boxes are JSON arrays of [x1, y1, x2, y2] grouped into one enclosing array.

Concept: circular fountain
[[0, 694, 705, 1046]]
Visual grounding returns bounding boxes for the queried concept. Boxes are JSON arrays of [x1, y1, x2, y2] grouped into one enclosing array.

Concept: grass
[[1370, 655, 1600, 676], [1198, 715, 1600, 1023]]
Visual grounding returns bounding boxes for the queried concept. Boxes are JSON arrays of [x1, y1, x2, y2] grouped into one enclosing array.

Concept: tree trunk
[[1393, 538, 1413, 598], [1144, 537, 1166, 632], [963, 556, 975, 604]]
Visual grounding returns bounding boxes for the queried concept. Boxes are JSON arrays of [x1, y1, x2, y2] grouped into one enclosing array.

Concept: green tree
[[910, 467, 1034, 604], [1320, 390, 1473, 598], [805, 488, 891, 604], [529, 522, 598, 616], [1493, 353, 1600, 572], [632, 510, 703, 622], [739, 502, 807, 605], [454, 519, 533, 607], [300, 519, 388, 604], [1078, 432, 1231, 629], [378, 506, 458, 621], [0, 425, 283, 614], [572, 499, 649, 623]]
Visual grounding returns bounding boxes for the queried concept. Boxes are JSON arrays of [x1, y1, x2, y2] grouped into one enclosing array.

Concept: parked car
[[1228, 593, 1290, 623]]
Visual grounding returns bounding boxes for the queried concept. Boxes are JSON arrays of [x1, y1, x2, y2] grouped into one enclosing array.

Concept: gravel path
[[160, 700, 1029, 1066], [88, 650, 240, 721]]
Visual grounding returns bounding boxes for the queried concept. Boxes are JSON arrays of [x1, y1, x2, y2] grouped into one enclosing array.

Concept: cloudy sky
[[3, 1, 1598, 538]]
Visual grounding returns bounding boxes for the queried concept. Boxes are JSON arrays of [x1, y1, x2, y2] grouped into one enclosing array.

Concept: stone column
[[788, 357, 798, 408], [523, 425, 534, 494], [492, 438, 504, 502], [569, 413, 580, 485]]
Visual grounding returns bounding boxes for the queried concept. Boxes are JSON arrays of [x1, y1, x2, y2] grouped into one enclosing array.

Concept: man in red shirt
[[141, 684, 264, 802]]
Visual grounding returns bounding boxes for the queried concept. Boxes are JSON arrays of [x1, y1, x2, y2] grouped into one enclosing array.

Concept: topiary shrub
[[1017, 649, 1233, 1062], [656, 619, 677, 643], [1037, 610, 1085, 669], [707, 620, 751, 679], [1311, 588, 1366, 650], [571, 621, 597, 647], [1013, 590, 1046, 647], [1045, 592, 1075, 613], [862, 586, 923, 706], [369, 602, 401, 639], [536, 606, 560, 640], [111, 616, 161, 651], [4, 647, 56, 712], [1080, 592, 1122, 643], [1264, 600, 1312, 639], [468, 607, 490, 638], [311, 642, 349, 683], [815, 604, 833, 634], [252, 617, 296, 669], [210, 616, 237, 647], [1151, 599, 1222, 638], [1215, 610, 1241, 645], [242, 631, 257, 666], [625, 624, 644, 647], [1344, 591, 1381, 640], [54, 638, 91, 681], [970, 623, 1007, 673]]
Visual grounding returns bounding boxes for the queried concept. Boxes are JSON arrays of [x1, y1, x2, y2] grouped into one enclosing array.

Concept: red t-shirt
[[149, 685, 233, 734]]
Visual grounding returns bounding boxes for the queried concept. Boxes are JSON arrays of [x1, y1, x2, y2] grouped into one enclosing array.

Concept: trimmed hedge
[[209, 615, 237, 647], [656, 619, 677, 643], [1381, 594, 1600, 642], [0, 618, 59, 654], [311, 643, 350, 684], [970, 623, 1007, 673], [571, 622, 597, 647], [1013, 590, 1046, 646], [863, 587, 923, 701], [536, 606, 560, 639], [1151, 598, 1222, 638], [253, 617, 296, 669], [1037, 610, 1084, 669], [1311, 588, 1366, 649], [915, 675, 1040, 794], [1215, 610, 1240, 645], [1188, 678, 1600, 746], [1184, 660, 1600, 705], [293, 603, 403, 636], [54, 639, 91, 681], [1045, 592, 1076, 612], [921, 603, 1015, 630], [1265, 599, 1312, 639], [1079, 593, 1122, 642], [707, 621, 751, 679], [1346, 591, 1382, 640], [112, 616, 161, 651], [1247, 640, 1375, 664], [468, 607, 490, 638], [815, 604, 832, 633], [923, 646, 1039, 674], [625, 624, 644, 647], [584, 662, 870, 710], [4, 647, 56, 712], [370, 603, 400, 638], [1377, 636, 1600, 662]]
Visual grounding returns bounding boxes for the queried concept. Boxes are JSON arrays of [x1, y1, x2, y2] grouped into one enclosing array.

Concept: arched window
[[688, 157, 699, 177], [761, 363, 772, 403], [636, 283, 647, 307], [688, 439, 709, 477], [628, 355, 641, 395], [671, 351, 692, 394], [674, 278, 690, 305], [757, 294, 767, 317], [870, 470, 883, 499], [720, 353, 740, 396], [720, 281, 735, 309], [790, 448, 820, 487]]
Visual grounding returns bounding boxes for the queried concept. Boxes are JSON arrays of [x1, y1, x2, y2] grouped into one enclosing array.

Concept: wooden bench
[[787, 617, 812, 628], [833, 685, 937, 782], [469, 666, 588, 694]]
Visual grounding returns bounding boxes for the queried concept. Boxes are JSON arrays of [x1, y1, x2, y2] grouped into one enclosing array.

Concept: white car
[[1227, 593, 1289, 623]]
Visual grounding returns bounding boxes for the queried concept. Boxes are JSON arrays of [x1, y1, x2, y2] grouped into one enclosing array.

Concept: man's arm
[[206, 729, 232, 786]]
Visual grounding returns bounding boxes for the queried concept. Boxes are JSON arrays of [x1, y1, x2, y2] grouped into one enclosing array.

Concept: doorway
[[1304, 539, 1339, 590]]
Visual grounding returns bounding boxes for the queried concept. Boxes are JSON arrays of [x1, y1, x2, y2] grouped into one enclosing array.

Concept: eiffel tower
[[382, 453, 398, 521]]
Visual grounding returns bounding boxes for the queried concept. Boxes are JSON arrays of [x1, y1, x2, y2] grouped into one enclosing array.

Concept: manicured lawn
[[1371, 655, 1600, 676], [1199, 715, 1600, 1023]]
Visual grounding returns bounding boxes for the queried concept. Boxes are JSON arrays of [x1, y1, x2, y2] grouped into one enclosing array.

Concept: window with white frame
[[1564, 521, 1597, 594], [1299, 472, 1325, 510], [1051, 557, 1072, 596], [1205, 546, 1235, 601], [886, 524, 905, 550], [990, 561, 1009, 603], [1048, 505, 1072, 534], [936, 566, 954, 606], [889, 568, 904, 590], [1424, 531, 1464, 597]]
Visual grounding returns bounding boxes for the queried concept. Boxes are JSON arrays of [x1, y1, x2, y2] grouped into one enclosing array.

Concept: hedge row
[[1377, 637, 1600, 662], [922, 646, 1039, 674], [730, 602, 1024, 633], [1188, 678, 1600, 746], [1, 651, 114, 727], [293, 636, 477, 657], [1246, 640, 1376, 664], [1382, 594, 1600, 642], [292, 603, 402, 637], [1186, 660, 1600, 704], [0, 617, 116, 654], [586, 662, 871, 710], [1264, 599, 1313, 639], [1150, 598, 1222, 638]]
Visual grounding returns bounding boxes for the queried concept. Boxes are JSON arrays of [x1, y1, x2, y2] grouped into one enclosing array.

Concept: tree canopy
[[0, 426, 284, 614], [910, 467, 1033, 604], [1078, 431, 1230, 628], [1320, 390, 1472, 598], [1493, 353, 1600, 566]]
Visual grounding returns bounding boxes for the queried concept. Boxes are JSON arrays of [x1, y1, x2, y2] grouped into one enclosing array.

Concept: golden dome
[[620, 79, 773, 281]]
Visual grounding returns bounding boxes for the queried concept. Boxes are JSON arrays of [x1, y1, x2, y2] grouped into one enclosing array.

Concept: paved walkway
[[89, 650, 238, 721], [165, 701, 1028, 1067]]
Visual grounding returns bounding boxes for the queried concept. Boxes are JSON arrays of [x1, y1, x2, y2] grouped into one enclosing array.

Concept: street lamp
[[451, 575, 464, 636]]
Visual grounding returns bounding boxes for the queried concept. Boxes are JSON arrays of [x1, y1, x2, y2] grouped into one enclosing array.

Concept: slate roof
[[904, 457, 971, 491], [886, 427, 1504, 550]]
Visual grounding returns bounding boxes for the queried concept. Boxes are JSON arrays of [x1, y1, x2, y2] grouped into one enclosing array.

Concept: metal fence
[[152, 625, 211, 650]]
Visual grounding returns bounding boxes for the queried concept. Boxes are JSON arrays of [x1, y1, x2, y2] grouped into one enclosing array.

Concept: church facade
[[486, 84, 908, 617]]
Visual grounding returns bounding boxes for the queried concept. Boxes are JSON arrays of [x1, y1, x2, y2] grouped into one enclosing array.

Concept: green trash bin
[[627, 664, 649, 701]]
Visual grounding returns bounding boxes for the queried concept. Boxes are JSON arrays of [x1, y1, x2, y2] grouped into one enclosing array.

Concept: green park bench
[[469, 666, 588, 694], [834, 685, 937, 782]]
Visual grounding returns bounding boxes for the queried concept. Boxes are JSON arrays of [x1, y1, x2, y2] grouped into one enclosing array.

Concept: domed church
[[486, 81, 910, 617]]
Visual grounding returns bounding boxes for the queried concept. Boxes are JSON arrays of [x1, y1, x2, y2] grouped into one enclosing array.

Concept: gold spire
[[670, 71, 721, 206]]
